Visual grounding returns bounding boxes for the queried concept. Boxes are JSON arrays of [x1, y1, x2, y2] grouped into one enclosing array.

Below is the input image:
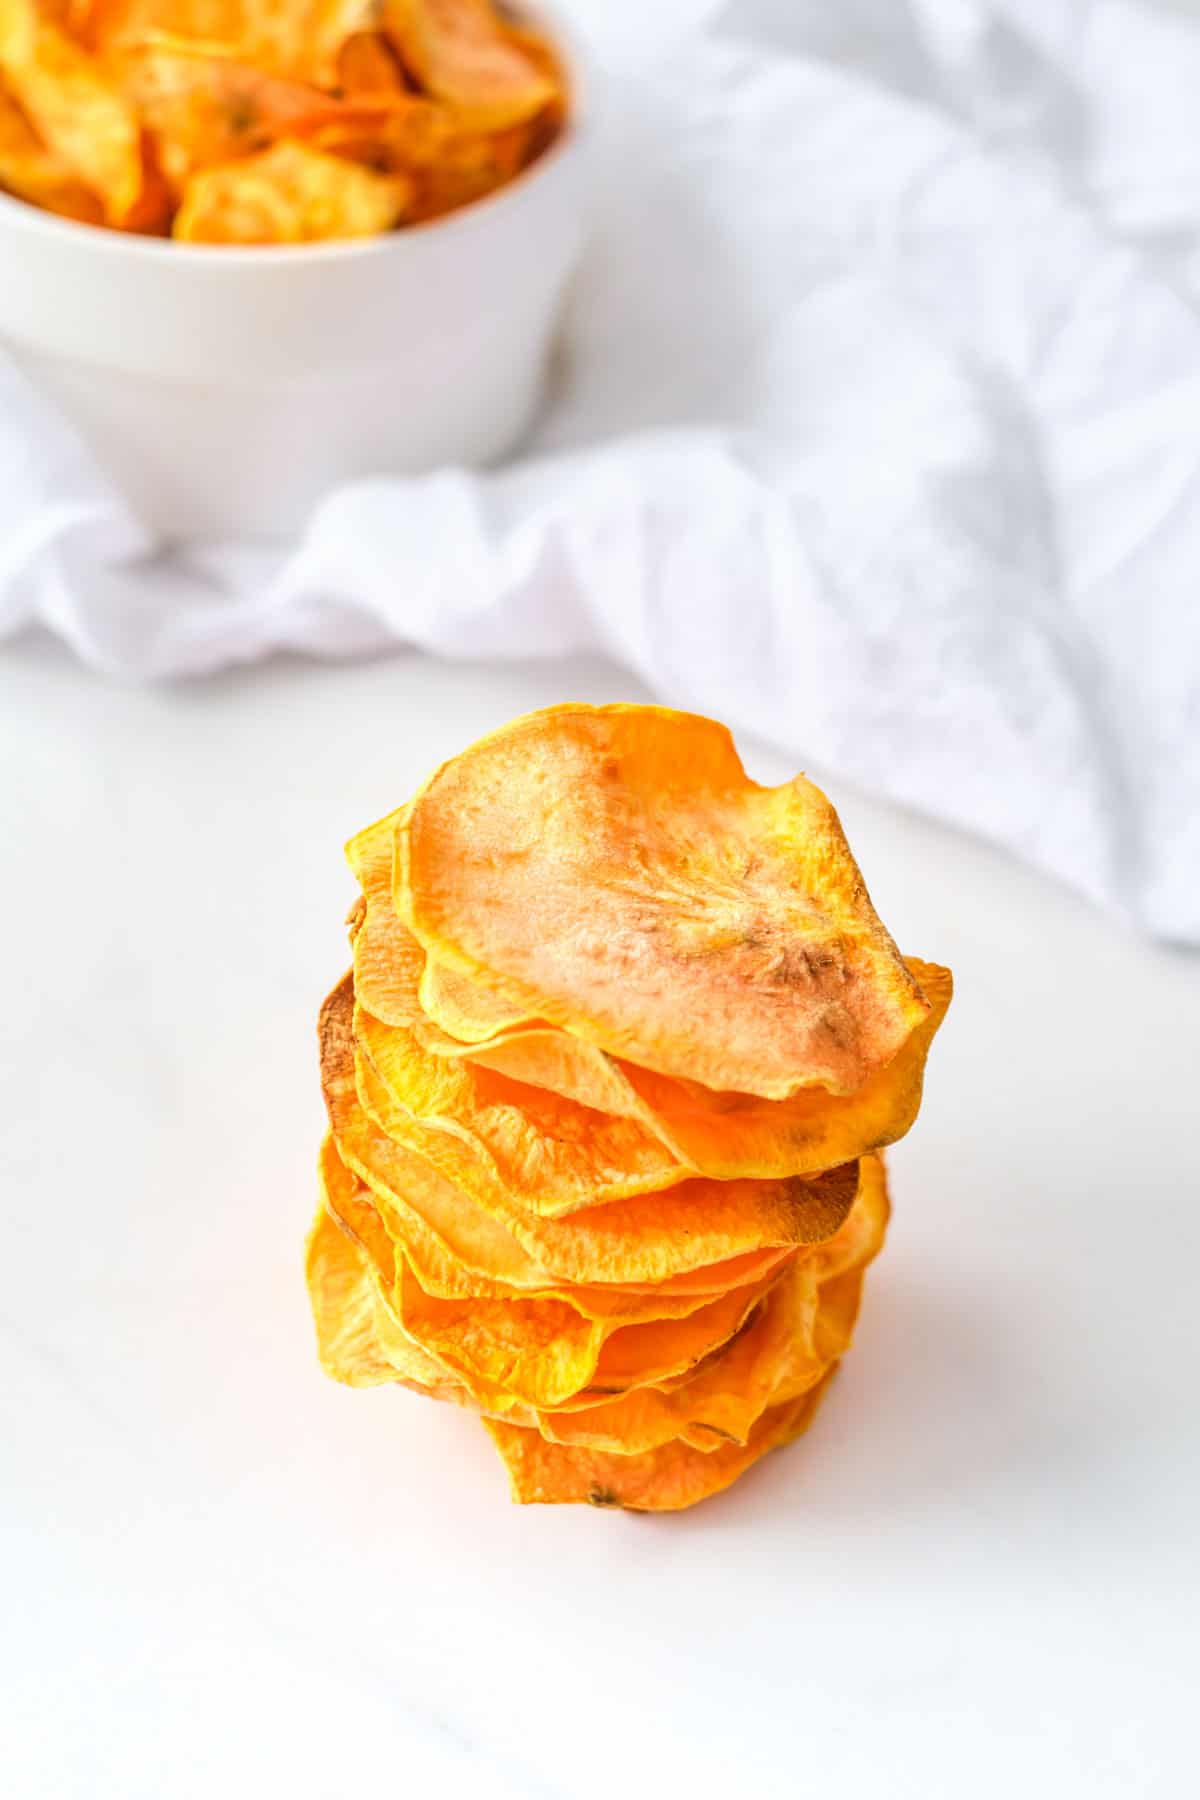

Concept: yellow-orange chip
[[425, 960, 953, 1180], [389, 1252, 782, 1412], [382, 0, 554, 130], [357, 999, 689, 1219], [334, 27, 405, 94], [0, 72, 103, 218], [347, 810, 951, 1181], [485, 1380, 836, 1511], [306, 1202, 468, 1402], [173, 136, 409, 240], [320, 1130, 796, 1321], [1, 3, 143, 218], [322, 976, 858, 1287], [111, 42, 365, 190], [398, 705, 931, 1100], [535, 1154, 889, 1454]]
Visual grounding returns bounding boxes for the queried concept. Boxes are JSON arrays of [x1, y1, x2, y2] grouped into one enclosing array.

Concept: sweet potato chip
[[306, 1202, 466, 1400], [86, 0, 376, 84], [382, 0, 554, 130], [389, 1252, 781, 1411], [0, 2, 143, 218], [174, 135, 409, 239], [345, 807, 422, 1027], [334, 27, 405, 94], [112, 42, 363, 190], [428, 961, 952, 1179], [398, 705, 932, 1101], [485, 1379, 835, 1511], [323, 1068, 793, 1320], [419, 948, 531, 1043], [317, 1132, 791, 1413], [0, 72, 103, 217], [356, 992, 690, 1221], [535, 1155, 889, 1454], [319, 1132, 795, 1330], [348, 812, 952, 1181], [324, 976, 856, 1285]]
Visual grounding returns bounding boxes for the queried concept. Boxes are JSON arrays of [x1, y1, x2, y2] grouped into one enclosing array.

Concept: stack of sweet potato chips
[[307, 706, 951, 1511]]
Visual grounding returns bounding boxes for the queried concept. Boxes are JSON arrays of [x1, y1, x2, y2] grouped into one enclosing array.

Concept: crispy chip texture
[[321, 976, 858, 1286], [1, 1, 143, 217], [173, 136, 409, 240], [485, 1382, 835, 1512], [2, 0, 565, 236], [398, 705, 931, 1100], [348, 808, 951, 1180], [310, 706, 949, 1510], [319, 1132, 797, 1317], [0, 70, 104, 216], [356, 999, 689, 1219], [535, 1154, 889, 1454], [112, 43, 362, 192], [382, 0, 554, 130], [306, 1203, 465, 1400]]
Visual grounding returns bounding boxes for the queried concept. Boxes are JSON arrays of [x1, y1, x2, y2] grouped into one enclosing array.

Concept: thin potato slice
[[334, 27, 406, 94], [347, 811, 951, 1180], [428, 961, 952, 1179], [485, 1379, 835, 1512], [112, 42, 369, 190], [357, 1000, 688, 1219], [319, 1132, 797, 1326], [537, 1267, 822, 1455], [317, 1133, 791, 1414], [383, 0, 554, 130], [329, 982, 859, 1285], [0, 73, 103, 218], [419, 948, 531, 1043], [324, 1018, 796, 1303], [389, 1253, 780, 1411], [398, 705, 932, 1100], [86, 0, 376, 85], [174, 136, 409, 241], [306, 1202, 465, 1400], [0, 4, 142, 218], [537, 1154, 889, 1454]]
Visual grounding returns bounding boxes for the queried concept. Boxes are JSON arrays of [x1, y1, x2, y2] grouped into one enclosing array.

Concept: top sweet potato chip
[[398, 705, 931, 1100], [347, 806, 951, 1179]]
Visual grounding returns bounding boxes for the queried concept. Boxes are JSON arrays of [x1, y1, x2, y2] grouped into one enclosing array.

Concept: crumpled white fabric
[[1, 0, 1198, 942]]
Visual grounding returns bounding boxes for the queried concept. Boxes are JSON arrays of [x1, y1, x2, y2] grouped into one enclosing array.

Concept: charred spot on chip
[[587, 1485, 621, 1508]]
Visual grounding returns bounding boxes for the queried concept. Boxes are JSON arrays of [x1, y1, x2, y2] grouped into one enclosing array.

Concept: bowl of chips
[[0, 0, 588, 539]]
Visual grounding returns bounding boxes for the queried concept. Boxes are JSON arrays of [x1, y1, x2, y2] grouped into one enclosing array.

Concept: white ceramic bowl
[[0, 7, 590, 542]]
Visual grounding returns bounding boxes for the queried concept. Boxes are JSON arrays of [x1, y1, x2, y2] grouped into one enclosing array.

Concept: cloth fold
[[1, 0, 1197, 941]]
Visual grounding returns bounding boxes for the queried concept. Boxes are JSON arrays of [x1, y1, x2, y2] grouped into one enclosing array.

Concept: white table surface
[[3, 635, 1197, 1800]]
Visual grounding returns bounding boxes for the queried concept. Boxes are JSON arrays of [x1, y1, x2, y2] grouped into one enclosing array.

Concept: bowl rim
[[0, 0, 589, 269]]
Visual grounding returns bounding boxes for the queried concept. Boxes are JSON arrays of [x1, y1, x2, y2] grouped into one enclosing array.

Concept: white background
[[3, 636, 1197, 1798]]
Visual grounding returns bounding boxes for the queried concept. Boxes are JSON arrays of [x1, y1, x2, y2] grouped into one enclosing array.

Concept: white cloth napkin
[[1, 0, 1197, 943]]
